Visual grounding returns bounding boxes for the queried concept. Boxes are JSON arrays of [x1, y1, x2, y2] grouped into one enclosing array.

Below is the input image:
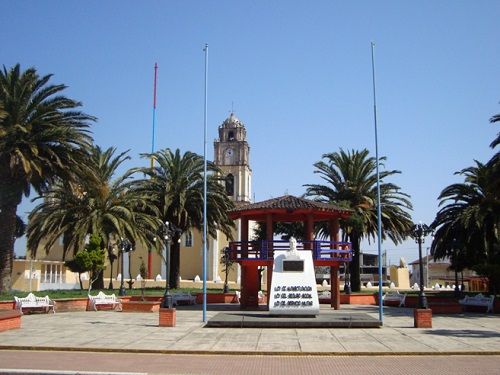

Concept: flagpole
[[151, 63, 158, 168], [371, 42, 384, 325], [202, 44, 208, 323], [149, 63, 158, 279]]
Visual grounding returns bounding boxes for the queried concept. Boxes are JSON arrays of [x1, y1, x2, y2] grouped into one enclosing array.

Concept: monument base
[[269, 245, 320, 316]]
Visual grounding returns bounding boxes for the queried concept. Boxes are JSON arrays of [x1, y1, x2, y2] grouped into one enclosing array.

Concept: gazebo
[[228, 195, 353, 310]]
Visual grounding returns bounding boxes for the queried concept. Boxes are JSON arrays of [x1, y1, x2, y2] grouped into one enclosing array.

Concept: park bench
[[172, 292, 196, 306], [382, 291, 406, 307], [14, 293, 55, 314], [88, 291, 122, 311], [459, 293, 495, 313]]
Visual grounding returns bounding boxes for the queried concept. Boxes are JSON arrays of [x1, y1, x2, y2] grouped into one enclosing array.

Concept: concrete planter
[[337, 293, 378, 305], [195, 293, 239, 304], [0, 301, 15, 311], [121, 300, 160, 313], [159, 307, 176, 327], [0, 311, 21, 332], [414, 308, 432, 328], [429, 302, 462, 314]]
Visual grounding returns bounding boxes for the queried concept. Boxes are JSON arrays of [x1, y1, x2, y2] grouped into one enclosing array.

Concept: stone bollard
[[159, 307, 176, 327], [414, 308, 432, 328]]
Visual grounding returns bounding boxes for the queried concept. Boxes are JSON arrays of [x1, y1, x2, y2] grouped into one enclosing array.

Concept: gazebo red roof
[[229, 195, 351, 222]]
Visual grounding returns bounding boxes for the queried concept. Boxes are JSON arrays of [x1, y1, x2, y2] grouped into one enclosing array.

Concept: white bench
[[172, 292, 196, 306], [459, 293, 495, 313], [14, 293, 55, 314], [382, 291, 406, 307], [88, 291, 122, 311]]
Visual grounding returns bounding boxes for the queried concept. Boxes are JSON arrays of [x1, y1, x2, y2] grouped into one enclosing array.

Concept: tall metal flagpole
[[149, 63, 158, 279], [202, 44, 208, 323], [371, 42, 384, 325], [151, 63, 158, 168]]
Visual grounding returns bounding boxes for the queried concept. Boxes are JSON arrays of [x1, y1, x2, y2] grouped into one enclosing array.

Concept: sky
[[2, 1, 499, 265]]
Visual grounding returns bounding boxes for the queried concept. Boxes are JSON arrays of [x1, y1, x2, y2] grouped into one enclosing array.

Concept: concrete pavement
[[1, 304, 499, 355]]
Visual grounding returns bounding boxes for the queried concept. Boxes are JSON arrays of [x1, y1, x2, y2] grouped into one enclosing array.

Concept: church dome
[[221, 112, 244, 128]]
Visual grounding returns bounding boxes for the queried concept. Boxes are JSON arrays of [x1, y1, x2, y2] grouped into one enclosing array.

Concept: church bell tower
[[214, 113, 252, 203]]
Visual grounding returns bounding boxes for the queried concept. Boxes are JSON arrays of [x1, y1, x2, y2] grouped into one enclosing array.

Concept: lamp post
[[161, 221, 181, 309], [410, 223, 433, 309], [452, 239, 461, 298], [118, 238, 132, 296], [344, 264, 351, 294]]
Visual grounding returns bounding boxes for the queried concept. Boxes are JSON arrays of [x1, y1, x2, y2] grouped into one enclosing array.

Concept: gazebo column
[[240, 263, 260, 309], [265, 213, 274, 308], [266, 213, 273, 255], [240, 217, 260, 309], [266, 265, 273, 307], [305, 213, 314, 250], [241, 217, 249, 257], [329, 218, 340, 310]]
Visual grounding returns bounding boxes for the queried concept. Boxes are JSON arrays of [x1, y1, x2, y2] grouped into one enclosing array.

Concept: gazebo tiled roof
[[229, 195, 351, 222]]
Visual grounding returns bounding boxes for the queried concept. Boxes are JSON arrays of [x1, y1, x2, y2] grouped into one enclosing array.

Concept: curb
[[1, 346, 499, 357]]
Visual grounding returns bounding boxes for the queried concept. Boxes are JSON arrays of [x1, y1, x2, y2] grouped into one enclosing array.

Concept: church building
[[15, 113, 253, 291]]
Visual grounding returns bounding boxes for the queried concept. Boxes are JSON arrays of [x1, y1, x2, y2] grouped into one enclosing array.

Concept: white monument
[[268, 237, 320, 316]]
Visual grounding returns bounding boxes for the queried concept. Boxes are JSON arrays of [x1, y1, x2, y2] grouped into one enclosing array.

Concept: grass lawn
[[0, 287, 235, 301]]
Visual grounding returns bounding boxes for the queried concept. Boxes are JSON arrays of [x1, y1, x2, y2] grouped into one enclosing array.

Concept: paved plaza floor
[[1, 304, 499, 355]]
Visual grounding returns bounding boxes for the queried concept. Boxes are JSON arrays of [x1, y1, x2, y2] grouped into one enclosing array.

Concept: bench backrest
[[89, 291, 117, 302], [463, 294, 494, 303], [14, 293, 52, 307]]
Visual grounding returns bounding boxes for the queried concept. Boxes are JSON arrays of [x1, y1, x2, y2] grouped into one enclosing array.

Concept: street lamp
[[118, 238, 132, 296], [344, 263, 351, 294], [452, 238, 461, 298], [161, 221, 181, 309], [410, 223, 433, 309]]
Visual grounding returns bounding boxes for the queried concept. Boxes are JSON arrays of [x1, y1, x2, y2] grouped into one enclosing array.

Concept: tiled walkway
[[1, 305, 499, 354]]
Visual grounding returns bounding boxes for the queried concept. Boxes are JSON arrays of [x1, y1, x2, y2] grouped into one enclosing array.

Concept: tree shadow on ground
[[427, 329, 500, 338]]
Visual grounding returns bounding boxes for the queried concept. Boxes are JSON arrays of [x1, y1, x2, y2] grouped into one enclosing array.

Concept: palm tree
[[27, 145, 161, 288], [305, 148, 413, 292], [431, 161, 499, 293], [0, 64, 94, 292], [488, 112, 499, 194], [130, 148, 235, 289]]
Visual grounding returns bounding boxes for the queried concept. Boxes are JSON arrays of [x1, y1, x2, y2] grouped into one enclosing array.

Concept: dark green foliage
[[27, 145, 161, 260], [129, 148, 235, 289], [431, 111, 500, 294], [0, 64, 94, 292], [65, 234, 105, 291], [305, 149, 413, 292], [254, 221, 306, 241], [221, 247, 234, 293]]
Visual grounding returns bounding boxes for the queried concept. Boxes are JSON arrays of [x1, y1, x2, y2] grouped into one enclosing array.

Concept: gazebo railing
[[229, 240, 352, 262]]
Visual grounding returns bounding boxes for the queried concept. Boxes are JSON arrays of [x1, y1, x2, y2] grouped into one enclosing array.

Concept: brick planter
[[122, 301, 160, 313], [337, 293, 378, 305], [429, 302, 462, 314], [159, 308, 176, 327], [53, 298, 88, 312], [414, 308, 432, 328], [0, 301, 15, 311], [0, 311, 21, 332], [195, 293, 238, 304]]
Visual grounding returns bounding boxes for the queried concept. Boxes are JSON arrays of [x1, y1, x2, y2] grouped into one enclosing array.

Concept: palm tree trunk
[[349, 233, 361, 292], [0, 201, 18, 292], [78, 272, 83, 290]]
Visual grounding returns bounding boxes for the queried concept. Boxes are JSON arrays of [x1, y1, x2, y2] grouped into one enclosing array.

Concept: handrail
[[229, 240, 352, 262]]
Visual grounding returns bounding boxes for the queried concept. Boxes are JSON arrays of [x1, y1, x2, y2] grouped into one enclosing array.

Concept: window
[[184, 231, 193, 247], [225, 174, 234, 196], [228, 131, 235, 141]]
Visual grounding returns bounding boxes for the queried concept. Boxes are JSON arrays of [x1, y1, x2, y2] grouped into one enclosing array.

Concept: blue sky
[[2, 1, 499, 264]]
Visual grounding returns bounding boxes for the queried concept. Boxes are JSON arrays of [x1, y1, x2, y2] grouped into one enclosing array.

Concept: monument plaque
[[268, 238, 320, 316]]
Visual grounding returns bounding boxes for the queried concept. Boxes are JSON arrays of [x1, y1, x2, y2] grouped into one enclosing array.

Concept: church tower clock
[[214, 113, 252, 203]]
